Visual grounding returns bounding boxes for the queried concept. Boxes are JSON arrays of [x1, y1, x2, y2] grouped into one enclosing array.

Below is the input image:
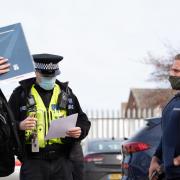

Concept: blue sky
[[0, 0, 180, 111]]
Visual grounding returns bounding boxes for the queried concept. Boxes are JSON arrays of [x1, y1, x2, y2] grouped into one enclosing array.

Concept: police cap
[[33, 53, 63, 76]]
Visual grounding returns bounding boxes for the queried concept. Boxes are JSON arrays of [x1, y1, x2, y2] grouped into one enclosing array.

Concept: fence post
[[112, 110, 115, 138], [90, 110, 94, 138], [117, 110, 120, 139], [101, 109, 104, 138], [106, 110, 110, 138]]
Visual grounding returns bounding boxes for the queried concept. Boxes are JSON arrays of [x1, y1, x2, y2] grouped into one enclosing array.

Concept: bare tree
[[143, 44, 180, 84]]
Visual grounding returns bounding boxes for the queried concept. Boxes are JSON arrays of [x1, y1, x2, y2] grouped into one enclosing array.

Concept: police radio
[[27, 95, 36, 110], [58, 82, 69, 110], [27, 95, 39, 153]]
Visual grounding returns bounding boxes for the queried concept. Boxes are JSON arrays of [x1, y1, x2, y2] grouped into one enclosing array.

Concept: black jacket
[[8, 78, 90, 159], [154, 93, 180, 179], [0, 89, 21, 177]]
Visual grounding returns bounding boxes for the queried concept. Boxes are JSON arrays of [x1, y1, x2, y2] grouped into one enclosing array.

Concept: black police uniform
[[69, 142, 84, 180], [8, 54, 91, 180], [154, 93, 180, 179], [0, 89, 21, 177]]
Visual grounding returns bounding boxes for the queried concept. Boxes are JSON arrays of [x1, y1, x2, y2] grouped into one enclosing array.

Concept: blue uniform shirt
[[155, 93, 180, 178]]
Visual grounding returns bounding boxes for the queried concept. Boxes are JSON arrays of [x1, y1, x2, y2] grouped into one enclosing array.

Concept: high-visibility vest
[[25, 84, 67, 148]]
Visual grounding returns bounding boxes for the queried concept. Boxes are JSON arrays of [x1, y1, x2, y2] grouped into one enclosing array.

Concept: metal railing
[[86, 110, 146, 139]]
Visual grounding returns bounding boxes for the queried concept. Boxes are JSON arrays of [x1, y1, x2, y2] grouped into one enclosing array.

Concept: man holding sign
[[8, 54, 91, 180], [0, 57, 21, 177]]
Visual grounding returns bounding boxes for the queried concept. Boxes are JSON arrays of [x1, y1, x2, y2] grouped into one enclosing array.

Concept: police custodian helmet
[[33, 53, 63, 76]]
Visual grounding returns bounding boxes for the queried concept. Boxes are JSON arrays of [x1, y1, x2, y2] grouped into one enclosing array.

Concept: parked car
[[0, 158, 21, 180], [121, 117, 162, 180], [83, 138, 123, 180]]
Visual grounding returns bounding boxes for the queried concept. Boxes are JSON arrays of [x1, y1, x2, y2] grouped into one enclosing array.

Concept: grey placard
[[0, 23, 34, 81]]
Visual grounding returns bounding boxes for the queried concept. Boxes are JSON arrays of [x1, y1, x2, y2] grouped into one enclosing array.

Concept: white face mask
[[38, 76, 56, 90]]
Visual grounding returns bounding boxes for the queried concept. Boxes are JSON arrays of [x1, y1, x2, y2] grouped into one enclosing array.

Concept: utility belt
[[25, 144, 69, 160]]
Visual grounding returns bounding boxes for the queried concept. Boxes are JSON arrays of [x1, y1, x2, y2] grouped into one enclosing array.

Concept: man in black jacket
[[9, 53, 91, 180], [149, 54, 180, 179], [0, 57, 21, 177]]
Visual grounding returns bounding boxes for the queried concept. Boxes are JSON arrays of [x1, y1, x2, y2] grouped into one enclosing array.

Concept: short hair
[[175, 54, 180, 60]]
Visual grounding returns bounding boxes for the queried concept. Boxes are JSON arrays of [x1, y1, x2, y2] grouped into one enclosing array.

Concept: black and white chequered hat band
[[35, 62, 59, 70]]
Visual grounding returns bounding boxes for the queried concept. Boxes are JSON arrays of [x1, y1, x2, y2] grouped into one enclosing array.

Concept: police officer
[[8, 54, 91, 180], [0, 57, 21, 177], [149, 54, 180, 180]]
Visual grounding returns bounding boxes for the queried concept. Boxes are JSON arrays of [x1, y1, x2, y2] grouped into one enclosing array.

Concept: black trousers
[[20, 157, 73, 180], [69, 142, 84, 180], [72, 160, 84, 180]]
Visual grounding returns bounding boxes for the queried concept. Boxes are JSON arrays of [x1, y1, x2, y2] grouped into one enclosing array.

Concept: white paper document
[[45, 113, 78, 140]]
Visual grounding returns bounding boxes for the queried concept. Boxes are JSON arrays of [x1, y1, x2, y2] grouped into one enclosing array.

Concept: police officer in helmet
[[8, 54, 91, 180], [0, 57, 21, 177]]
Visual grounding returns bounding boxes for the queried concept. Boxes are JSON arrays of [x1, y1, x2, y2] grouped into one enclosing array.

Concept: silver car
[[83, 138, 123, 180]]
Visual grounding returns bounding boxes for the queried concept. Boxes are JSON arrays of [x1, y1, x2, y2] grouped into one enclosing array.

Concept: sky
[[0, 0, 180, 112]]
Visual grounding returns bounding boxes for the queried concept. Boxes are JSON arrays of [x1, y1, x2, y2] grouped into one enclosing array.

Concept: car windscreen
[[88, 140, 121, 153]]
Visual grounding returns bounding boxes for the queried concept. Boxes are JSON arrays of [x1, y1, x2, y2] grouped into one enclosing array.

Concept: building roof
[[121, 102, 128, 109], [129, 88, 178, 109]]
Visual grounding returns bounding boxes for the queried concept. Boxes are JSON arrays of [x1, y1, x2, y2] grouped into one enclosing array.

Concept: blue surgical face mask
[[38, 76, 56, 90]]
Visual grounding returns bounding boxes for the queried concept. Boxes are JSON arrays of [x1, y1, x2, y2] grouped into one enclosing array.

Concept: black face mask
[[169, 76, 180, 90]]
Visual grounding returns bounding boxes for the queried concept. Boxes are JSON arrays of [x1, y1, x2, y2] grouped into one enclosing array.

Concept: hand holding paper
[[45, 113, 78, 140], [66, 127, 81, 138]]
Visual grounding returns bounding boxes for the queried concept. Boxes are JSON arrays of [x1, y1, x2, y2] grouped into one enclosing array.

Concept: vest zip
[[46, 107, 50, 145], [50, 111, 53, 121], [43, 111, 47, 145]]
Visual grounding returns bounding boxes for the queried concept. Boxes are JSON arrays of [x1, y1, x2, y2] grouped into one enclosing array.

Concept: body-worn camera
[[27, 95, 36, 109], [58, 91, 68, 110], [57, 82, 69, 110], [26, 95, 36, 113]]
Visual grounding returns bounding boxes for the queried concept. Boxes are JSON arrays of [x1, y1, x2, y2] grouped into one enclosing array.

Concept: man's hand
[[66, 127, 81, 138], [19, 116, 37, 130], [149, 156, 161, 180], [0, 57, 10, 74], [174, 155, 180, 166]]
